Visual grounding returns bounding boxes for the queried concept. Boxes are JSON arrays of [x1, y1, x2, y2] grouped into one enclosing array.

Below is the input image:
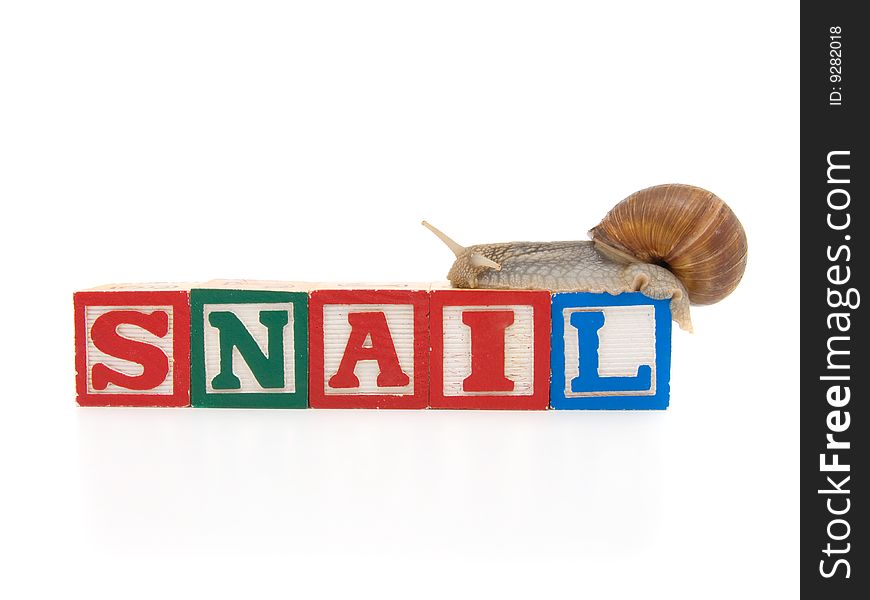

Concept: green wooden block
[[190, 282, 308, 408]]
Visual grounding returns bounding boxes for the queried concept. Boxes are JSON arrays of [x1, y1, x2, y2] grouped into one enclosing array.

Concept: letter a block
[[74, 285, 192, 407], [309, 289, 428, 409], [550, 292, 671, 410], [429, 290, 551, 409], [190, 282, 309, 408]]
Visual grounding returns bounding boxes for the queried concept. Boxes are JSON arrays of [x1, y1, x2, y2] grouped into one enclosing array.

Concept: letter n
[[209, 310, 289, 390]]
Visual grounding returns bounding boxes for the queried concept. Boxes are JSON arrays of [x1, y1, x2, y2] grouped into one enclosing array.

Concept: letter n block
[[190, 281, 309, 408], [429, 290, 551, 409], [74, 285, 191, 407], [550, 292, 671, 410], [309, 289, 429, 409]]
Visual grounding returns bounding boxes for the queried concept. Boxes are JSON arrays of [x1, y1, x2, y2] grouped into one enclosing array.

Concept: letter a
[[329, 312, 410, 388]]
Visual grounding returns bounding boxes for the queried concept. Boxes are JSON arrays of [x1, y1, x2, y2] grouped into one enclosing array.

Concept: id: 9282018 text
[[829, 26, 843, 106]]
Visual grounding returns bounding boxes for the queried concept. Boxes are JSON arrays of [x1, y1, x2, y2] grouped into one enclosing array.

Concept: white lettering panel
[[563, 305, 657, 397], [442, 305, 535, 396], [203, 302, 295, 394], [322, 304, 415, 395], [85, 305, 174, 394]]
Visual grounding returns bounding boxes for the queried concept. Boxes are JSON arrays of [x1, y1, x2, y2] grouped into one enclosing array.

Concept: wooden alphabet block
[[550, 292, 671, 410], [74, 284, 192, 407], [308, 288, 429, 409], [189, 281, 309, 408], [429, 289, 551, 410]]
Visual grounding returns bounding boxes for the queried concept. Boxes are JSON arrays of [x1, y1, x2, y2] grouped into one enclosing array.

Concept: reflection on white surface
[[76, 409, 665, 557]]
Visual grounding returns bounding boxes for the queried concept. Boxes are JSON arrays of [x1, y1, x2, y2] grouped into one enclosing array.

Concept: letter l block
[[550, 292, 671, 410]]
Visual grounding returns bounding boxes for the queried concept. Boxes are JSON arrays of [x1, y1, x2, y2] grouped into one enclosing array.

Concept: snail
[[423, 183, 748, 333]]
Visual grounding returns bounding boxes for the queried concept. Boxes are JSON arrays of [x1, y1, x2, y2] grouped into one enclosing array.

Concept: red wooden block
[[74, 285, 191, 407], [309, 288, 429, 409], [429, 289, 551, 410]]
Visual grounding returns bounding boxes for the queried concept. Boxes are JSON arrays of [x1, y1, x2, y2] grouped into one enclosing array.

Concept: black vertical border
[[801, 3, 866, 597]]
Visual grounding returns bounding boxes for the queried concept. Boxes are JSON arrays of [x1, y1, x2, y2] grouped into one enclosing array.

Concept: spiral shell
[[589, 184, 747, 305]]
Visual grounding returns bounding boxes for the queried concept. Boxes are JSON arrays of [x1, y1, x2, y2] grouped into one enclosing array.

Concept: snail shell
[[589, 184, 748, 305]]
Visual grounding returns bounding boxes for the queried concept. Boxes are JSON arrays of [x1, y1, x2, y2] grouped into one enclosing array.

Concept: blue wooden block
[[550, 292, 671, 410]]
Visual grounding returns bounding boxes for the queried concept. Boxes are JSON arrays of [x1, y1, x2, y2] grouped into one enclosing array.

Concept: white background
[[0, 2, 799, 598]]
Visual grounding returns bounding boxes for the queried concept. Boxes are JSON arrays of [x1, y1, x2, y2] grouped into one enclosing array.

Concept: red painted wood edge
[[429, 289, 551, 410], [74, 291, 191, 407], [308, 289, 429, 409]]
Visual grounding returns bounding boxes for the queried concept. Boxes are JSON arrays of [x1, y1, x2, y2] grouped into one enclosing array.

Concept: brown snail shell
[[589, 184, 747, 305]]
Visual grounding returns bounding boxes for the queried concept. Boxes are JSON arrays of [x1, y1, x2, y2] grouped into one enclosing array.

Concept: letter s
[[90, 310, 170, 390], [819, 558, 851, 578]]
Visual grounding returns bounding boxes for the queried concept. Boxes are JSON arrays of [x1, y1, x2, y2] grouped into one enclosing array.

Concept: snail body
[[423, 184, 747, 333]]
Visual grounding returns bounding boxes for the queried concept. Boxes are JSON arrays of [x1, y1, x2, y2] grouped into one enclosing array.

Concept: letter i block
[[309, 288, 429, 409], [74, 285, 192, 407], [190, 281, 309, 408], [429, 290, 551, 409], [550, 292, 671, 410]]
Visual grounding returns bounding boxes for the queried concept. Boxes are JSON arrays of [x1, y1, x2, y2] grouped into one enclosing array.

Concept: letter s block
[[550, 292, 671, 410], [189, 281, 309, 408], [429, 290, 551, 409], [74, 286, 191, 407], [309, 288, 429, 409]]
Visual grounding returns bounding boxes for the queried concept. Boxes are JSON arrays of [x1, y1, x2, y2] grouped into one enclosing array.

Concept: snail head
[[421, 221, 501, 288]]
